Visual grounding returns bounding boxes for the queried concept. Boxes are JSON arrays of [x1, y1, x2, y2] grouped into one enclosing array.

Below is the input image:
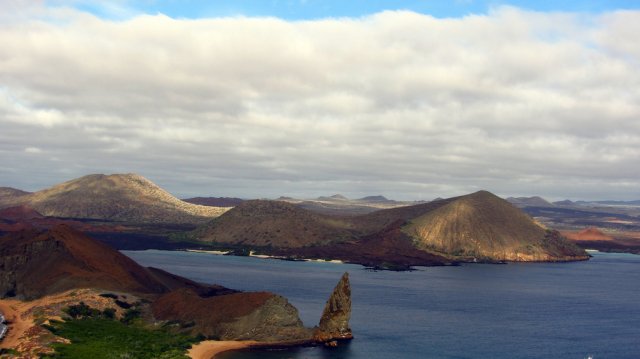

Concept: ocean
[[123, 250, 640, 359], [0, 312, 6, 341]]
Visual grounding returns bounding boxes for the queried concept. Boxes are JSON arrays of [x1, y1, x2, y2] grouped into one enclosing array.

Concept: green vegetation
[[0, 348, 20, 355], [43, 304, 199, 359], [64, 302, 105, 319], [120, 308, 142, 324]]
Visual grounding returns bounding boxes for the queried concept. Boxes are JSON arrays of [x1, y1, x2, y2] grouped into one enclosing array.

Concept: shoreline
[[187, 338, 327, 359], [188, 340, 259, 359], [185, 249, 345, 264]]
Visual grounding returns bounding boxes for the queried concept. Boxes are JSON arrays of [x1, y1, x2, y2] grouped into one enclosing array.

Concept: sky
[[1, 1, 639, 201]]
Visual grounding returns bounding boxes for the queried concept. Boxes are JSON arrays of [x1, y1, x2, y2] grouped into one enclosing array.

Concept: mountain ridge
[[0, 173, 228, 224], [195, 190, 587, 266]]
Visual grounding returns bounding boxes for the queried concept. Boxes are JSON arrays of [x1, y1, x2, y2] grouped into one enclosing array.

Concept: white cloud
[[0, 6, 639, 200], [24, 146, 43, 153]]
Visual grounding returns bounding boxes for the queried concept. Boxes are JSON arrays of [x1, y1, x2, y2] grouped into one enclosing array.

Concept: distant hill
[[0, 187, 31, 202], [553, 199, 640, 207], [356, 195, 387, 203], [562, 227, 614, 241], [194, 191, 587, 265], [280, 194, 416, 216], [576, 200, 640, 206], [196, 200, 357, 248], [404, 191, 586, 261], [317, 194, 349, 201], [506, 196, 553, 208], [553, 200, 574, 206], [0, 174, 228, 224], [182, 197, 245, 207]]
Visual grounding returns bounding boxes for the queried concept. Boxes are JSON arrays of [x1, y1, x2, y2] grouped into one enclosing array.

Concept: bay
[[123, 250, 640, 359]]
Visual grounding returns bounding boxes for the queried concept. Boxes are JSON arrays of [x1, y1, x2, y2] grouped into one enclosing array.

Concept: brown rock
[[315, 272, 352, 341], [151, 288, 311, 341]]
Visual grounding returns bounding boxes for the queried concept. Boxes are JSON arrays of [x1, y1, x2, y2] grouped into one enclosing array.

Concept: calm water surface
[[123, 250, 640, 359]]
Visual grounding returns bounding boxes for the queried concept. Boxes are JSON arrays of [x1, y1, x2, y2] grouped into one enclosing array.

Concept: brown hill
[[0, 225, 176, 299], [196, 200, 357, 248], [195, 192, 586, 266], [506, 196, 554, 208], [182, 197, 245, 207], [152, 289, 311, 341], [0, 205, 133, 234], [0, 174, 227, 224], [0, 225, 234, 300], [562, 227, 614, 241], [403, 191, 587, 261], [0, 205, 44, 221], [273, 219, 454, 269], [0, 187, 30, 205]]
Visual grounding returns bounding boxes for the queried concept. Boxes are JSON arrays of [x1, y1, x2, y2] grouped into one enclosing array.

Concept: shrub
[[99, 293, 118, 299], [115, 300, 132, 309], [102, 308, 116, 319], [121, 308, 141, 324], [63, 302, 101, 319]]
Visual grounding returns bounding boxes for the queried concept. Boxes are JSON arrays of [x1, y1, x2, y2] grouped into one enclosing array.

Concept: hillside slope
[[0, 174, 227, 224], [403, 191, 587, 261], [0, 187, 31, 205], [197, 200, 357, 248], [195, 191, 587, 265], [0, 225, 171, 299], [0, 226, 352, 350]]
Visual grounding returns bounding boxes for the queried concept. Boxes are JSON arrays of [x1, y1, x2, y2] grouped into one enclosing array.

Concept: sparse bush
[[63, 302, 101, 319], [115, 300, 132, 309], [99, 293, 118, 299], [121, 308, 141, 324], [102, 308, 116, 319]]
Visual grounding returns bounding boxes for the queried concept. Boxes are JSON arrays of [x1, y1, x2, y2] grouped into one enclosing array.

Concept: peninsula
[[0, 225, 352, 357]]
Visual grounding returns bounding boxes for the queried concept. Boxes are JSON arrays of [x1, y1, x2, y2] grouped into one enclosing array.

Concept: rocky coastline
[[0, 226, 354, 357]]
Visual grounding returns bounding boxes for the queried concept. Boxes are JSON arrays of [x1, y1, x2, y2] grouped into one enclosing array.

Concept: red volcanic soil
[[0, 224, 236, 300], [153, 288, 273, 325], [0, 205, 44, 221], [0, 225, 170, 299], [562, 227, 614, 241], [567, 229, 640, 254], [0, 205, 127, 233]]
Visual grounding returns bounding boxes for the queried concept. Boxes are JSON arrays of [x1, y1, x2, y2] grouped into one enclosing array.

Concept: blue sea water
[[123, 250, 640, 359]]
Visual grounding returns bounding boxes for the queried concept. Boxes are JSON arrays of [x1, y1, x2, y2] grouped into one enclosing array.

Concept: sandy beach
[[188, 340, 259, 359], [186, 249, 230, 255]]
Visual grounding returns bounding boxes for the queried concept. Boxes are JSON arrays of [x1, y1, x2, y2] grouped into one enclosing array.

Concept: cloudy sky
[[1, 0, 639, 201]]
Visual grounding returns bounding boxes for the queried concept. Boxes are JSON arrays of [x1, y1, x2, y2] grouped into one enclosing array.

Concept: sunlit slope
[[403, 191, 588, 261]]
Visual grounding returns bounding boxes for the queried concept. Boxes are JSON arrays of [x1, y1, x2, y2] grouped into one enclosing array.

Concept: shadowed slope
[[0, 225, 172, 299], [0, 174, 227, 224], [0, 205, 44, 221], [403, 191, 588, 261], [197, 200, 357, 248], [195, 191, 587, 265], [152, 289, 311, 341]]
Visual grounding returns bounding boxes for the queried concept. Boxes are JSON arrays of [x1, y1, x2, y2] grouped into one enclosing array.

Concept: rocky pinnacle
[[316, 272, 353, 342]]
